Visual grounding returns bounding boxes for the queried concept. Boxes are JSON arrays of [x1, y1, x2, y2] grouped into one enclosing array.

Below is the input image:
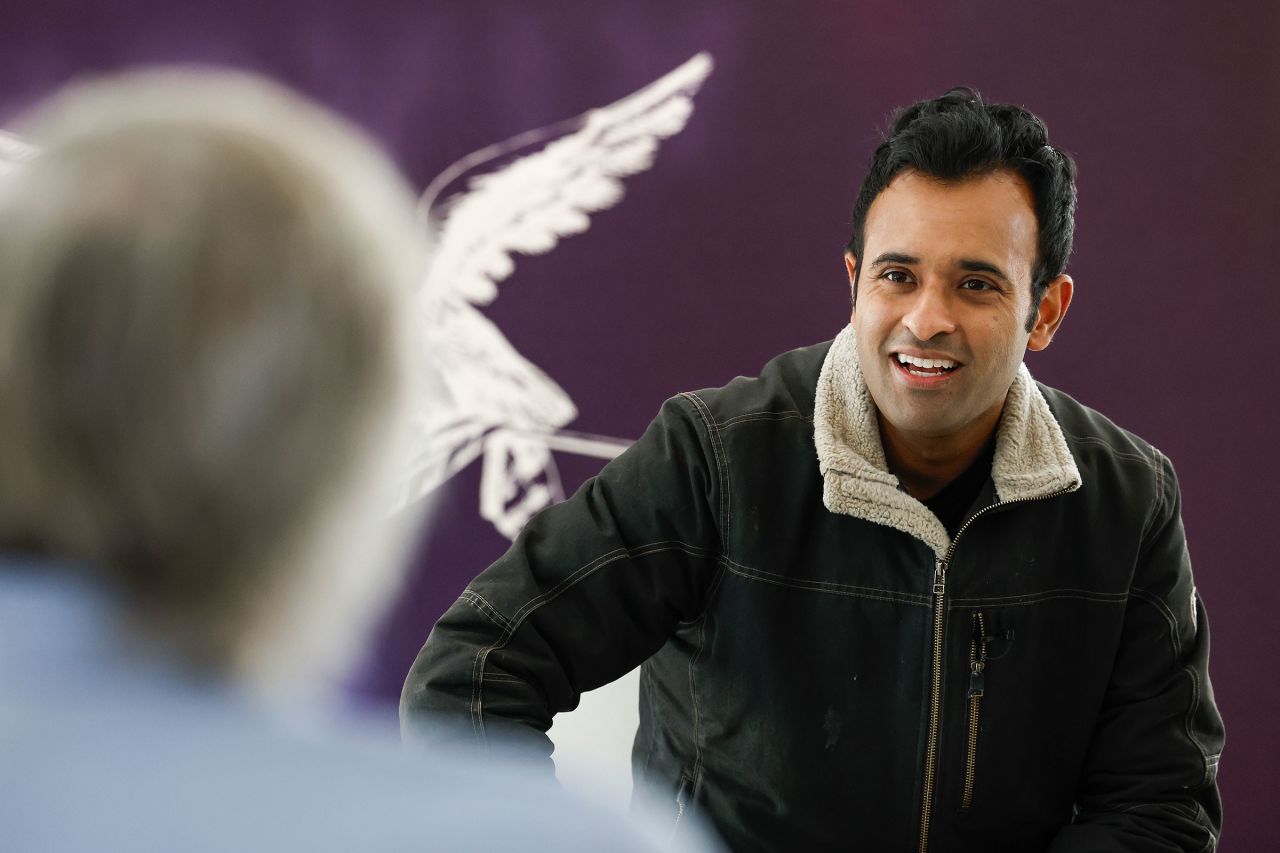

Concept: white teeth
[[896, 353, 957, 370]]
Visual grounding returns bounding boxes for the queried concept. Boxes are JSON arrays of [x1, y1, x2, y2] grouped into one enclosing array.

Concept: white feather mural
[[402, 53, 714, 538]]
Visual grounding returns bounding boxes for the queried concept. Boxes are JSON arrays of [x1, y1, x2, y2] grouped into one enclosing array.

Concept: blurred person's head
[[0, 69, 425, 703]]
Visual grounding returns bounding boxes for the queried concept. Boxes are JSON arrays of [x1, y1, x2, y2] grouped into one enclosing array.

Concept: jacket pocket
[[961, 610, 987, 811]]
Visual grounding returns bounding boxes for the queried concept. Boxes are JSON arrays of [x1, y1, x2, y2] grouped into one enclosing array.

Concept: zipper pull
[[967, 661, 985, 698], [933, 559, 946, 597], [968, 611, 988, 698]]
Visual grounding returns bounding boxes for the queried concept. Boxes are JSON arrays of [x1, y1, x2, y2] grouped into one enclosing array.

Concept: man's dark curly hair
[[846, 87, 1077, 331]]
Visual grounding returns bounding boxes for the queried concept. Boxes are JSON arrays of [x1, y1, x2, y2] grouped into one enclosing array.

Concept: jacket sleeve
[[1049, 451, 1225, 852], [400, 394, 724, 760]]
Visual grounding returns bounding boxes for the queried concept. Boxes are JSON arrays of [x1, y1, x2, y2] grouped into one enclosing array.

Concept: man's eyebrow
[[869, 252, 920, 266], [958, 258, 1011, 283]]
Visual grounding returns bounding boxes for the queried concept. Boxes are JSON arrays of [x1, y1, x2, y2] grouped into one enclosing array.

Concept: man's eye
[[883, 270, 911, 284], [960, 278, 994, 291]]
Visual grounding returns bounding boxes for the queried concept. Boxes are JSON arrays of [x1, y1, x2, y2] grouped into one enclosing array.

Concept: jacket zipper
[[917, 556, 949, 853], [961, 610, 987, 811], [917, 487, 1073, 853]]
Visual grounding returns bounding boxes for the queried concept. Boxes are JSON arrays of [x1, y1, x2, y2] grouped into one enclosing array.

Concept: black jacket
[[403, 330, 1224, 852]]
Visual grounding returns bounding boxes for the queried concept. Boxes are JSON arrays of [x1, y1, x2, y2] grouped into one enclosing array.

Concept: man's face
[[848, 168, 1067, 449]]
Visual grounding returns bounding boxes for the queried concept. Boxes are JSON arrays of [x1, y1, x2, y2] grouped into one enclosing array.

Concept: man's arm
[[1050, 451, 1224, 852], [400, 394, 724, 759]]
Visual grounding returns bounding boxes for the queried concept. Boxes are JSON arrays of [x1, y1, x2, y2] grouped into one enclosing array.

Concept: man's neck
[[878, 408, 1002, 501]]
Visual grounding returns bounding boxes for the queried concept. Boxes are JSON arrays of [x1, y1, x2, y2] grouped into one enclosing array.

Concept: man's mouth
[[893, 352, 960, 378]]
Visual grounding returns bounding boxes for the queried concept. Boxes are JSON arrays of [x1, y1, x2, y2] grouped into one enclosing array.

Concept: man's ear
[[844, 253, 859, 319], [1027, 274, 1073, 351]]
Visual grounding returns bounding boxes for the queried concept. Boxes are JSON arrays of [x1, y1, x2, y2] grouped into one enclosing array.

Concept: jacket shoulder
[[681, 339, 832, 425], [1037, 382, 1174, 488]]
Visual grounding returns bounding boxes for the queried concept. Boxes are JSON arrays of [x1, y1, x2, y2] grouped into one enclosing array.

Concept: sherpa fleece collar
[[813, 324, 1082, 558]]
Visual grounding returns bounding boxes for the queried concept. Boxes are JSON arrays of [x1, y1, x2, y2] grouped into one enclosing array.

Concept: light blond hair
[[0, 69, 424, 689]]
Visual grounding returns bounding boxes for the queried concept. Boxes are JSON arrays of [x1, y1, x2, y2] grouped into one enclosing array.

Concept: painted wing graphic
[[420, 51, 714, 305], [0, 131, 37, 176], [399, 53, 714, 535]]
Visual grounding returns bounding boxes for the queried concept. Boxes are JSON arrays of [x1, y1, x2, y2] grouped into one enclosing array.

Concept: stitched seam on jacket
[[1062, 434, 1153, 466], [1188, 801, 1214, 853], [1193, 801, 1216, 852], [722, 560, 930, 606], [689, 562, 728, 804], [1152, 446, 1167, 498], [470, 646, 488, 742], [459, 589, 516, 634], [682, 392, 730, 537], [1116, 801, 1198, 819], [1138, 448, 1169, 545], [1111, 802, 1214, 850], [505, 541, 718, 627], [459, 589, 514, 742], [1129, 586, 1214, 792], [1183, 664, 1213, 786], [470, 540, 722, 740], [1131, 587, 1183, 660], [951, 589, 1128, 608], [719, 410, 809, 428]]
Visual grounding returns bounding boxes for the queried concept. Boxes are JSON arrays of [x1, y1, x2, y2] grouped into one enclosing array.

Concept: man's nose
[[902, 284, 957, 341]]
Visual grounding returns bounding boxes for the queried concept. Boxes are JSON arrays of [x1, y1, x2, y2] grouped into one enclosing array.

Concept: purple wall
[[4, 1, 1274, 845]]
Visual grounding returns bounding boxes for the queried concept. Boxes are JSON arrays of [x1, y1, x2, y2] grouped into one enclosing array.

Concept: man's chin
[[876, 403, 969, 441]]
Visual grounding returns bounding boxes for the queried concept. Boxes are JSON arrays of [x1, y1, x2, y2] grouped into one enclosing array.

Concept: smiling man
[[404, 89, 1223, 852], [850, 167, 1071, 507]]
